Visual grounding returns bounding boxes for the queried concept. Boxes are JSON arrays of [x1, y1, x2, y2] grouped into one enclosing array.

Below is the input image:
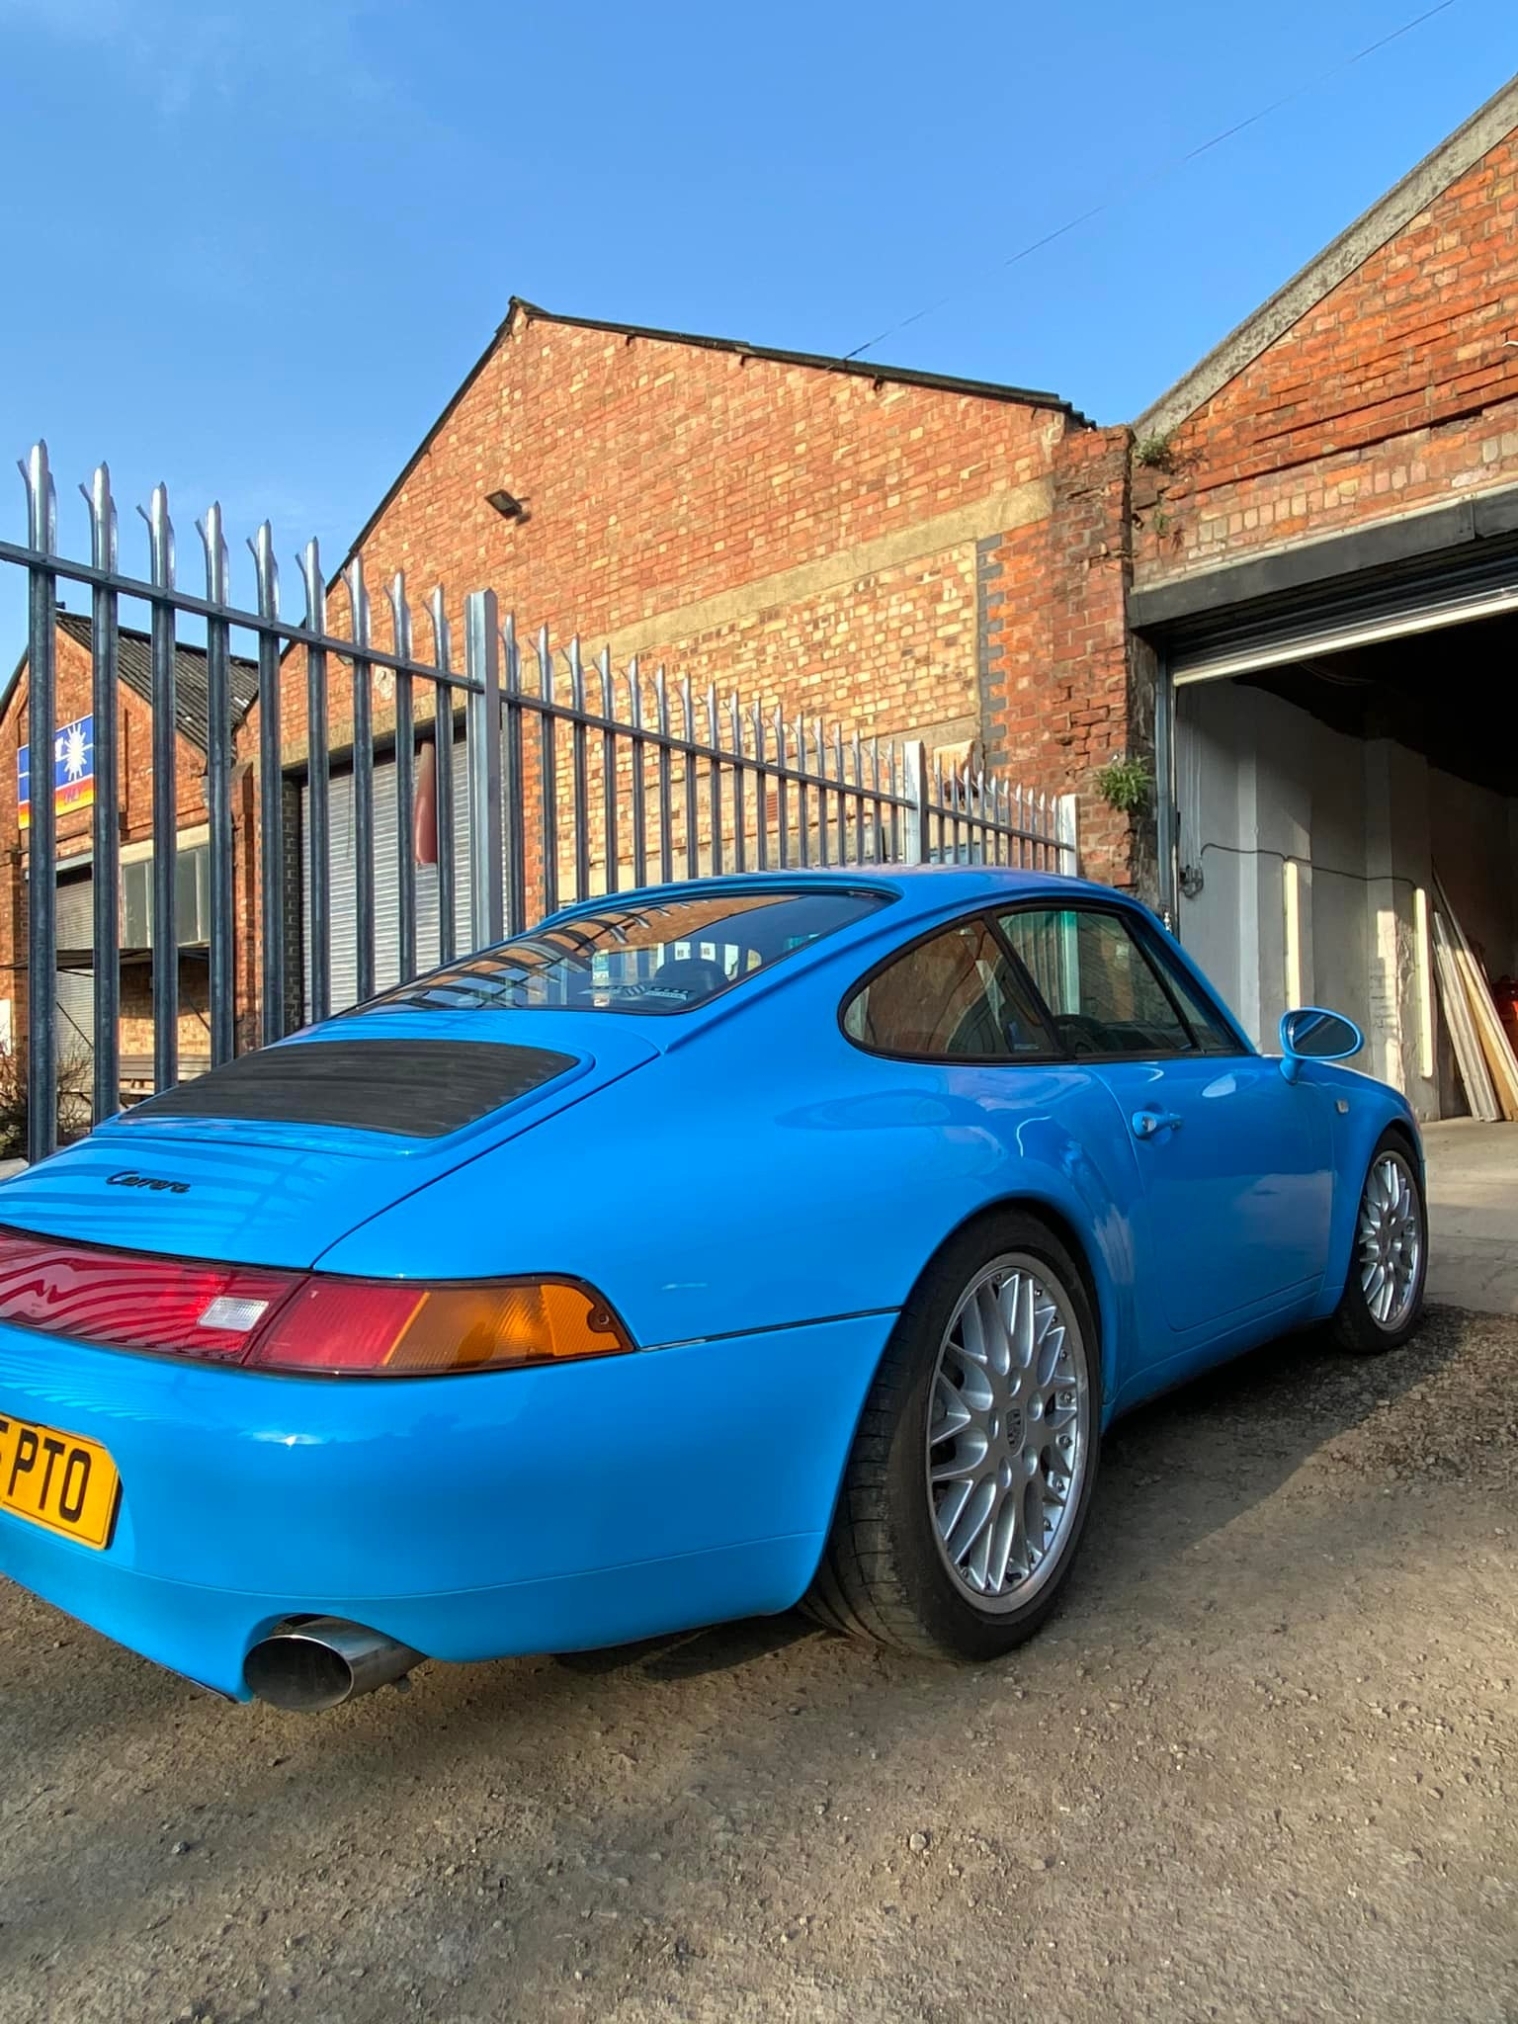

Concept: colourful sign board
[[17, 715, 94, 832]]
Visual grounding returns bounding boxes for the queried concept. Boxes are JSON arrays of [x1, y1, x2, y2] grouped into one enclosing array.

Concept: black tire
[[804, 1211, 1102, 1662], [1331, 1130, 1428, 1355]]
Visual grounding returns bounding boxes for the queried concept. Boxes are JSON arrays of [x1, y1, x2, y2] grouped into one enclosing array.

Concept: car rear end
[[0, 1022, 665, 1697], [1, 1261, 851, 1703], [0, 880, 910, 1702]]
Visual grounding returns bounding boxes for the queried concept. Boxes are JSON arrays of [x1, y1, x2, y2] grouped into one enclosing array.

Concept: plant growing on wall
[[1093, 754, 1152, 814], [1133, 431, 1177, 472]]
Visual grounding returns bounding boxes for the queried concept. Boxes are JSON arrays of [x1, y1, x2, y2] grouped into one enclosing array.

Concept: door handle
[[1131, 1108, 1184, 1141]]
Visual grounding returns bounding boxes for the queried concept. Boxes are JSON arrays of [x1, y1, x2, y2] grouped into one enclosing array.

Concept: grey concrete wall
[[1174, 680, 1518, 1120], [1429, 769, 1518, 979]]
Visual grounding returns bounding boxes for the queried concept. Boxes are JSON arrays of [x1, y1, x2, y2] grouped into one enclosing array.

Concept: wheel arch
[[1379, 1116, 1424, 1170], [1328, 1119, 1428, 1350], [802, 1186, 1112, 1653], [793, 1173, 1129, 1613], [1322, 1103, 1427, 1316], [895, 1189, 1116, 1406]]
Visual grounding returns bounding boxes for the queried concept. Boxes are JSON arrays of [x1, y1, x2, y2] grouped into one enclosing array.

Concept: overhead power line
[[843, 0, 1467, 362]]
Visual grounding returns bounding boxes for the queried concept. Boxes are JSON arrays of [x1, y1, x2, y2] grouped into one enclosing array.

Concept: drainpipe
[[1153, 653, 1179, 931]]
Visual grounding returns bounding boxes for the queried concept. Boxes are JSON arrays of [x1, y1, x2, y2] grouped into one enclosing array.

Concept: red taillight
[[0, 1227, 634, 1376], [245, 1281, 427, 1372], [242, 1278, 631, 1375], [0, 1227, 296, 1361]]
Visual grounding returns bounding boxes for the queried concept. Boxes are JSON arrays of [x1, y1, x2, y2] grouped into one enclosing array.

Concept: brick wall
[[0, 622, 213, 858], [364, 308, 1059, 644], [1133, 135, 1518, 587], [978, 426, 1146, 890], [257, 309, 1071, 774]]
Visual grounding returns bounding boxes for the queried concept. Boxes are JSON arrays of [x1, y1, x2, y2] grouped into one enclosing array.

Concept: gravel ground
[[2, 1306, 1516, 2024]]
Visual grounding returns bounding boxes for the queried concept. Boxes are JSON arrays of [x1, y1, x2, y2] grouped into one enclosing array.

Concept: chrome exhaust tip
[[244, 1616, 425, 1713]]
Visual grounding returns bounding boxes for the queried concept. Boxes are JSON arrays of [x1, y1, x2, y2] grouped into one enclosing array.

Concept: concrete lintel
[[1129, 480, 1518, 630]]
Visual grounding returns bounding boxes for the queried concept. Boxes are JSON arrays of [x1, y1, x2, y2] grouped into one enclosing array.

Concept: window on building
[[122, 843, 211, 948]]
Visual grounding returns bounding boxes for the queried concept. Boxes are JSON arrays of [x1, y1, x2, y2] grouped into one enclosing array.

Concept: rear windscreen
[[363, 888, 891, 1017]]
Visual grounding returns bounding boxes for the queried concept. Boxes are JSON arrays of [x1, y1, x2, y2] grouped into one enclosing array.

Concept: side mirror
[[1279, 1006, 1364, 1083]]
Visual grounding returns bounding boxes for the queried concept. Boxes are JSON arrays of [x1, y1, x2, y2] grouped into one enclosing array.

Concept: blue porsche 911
[[0, 867, 1426, 1710]]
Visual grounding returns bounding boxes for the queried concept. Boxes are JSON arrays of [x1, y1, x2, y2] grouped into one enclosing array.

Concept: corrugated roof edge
[[3, 614, 261, 741], [335, 297, 1089, 576], [53, 611, 258, 751]]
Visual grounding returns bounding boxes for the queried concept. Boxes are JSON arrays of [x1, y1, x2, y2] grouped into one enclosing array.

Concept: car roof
[[542, 864, 1132, 928], [332, 866, 1163, 1057]]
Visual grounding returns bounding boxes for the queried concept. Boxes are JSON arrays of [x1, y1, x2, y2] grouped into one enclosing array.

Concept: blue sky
[[0, 0, 1514, 648]]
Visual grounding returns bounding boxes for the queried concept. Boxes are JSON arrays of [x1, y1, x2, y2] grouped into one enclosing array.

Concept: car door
[[998, 902, 1333, 1339], [837, 908, 1150, 1360]]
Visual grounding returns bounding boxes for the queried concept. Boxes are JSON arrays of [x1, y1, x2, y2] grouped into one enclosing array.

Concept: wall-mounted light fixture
[[484, 488, 526, 521]]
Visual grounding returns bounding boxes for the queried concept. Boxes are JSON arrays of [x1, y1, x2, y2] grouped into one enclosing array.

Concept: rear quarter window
[[842, 918, 1056, 1061]]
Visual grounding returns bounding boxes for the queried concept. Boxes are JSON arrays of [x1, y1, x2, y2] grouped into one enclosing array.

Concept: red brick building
[[300, 306, 1084, 772], [266, 68, 1518, 1117]]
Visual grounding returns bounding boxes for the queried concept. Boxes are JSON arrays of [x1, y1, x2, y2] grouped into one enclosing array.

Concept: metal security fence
[[2, 441, 1077, 1161]]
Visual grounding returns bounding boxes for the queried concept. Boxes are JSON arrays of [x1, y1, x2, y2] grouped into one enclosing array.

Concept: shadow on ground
[[2, 1305, 1508, 2024]]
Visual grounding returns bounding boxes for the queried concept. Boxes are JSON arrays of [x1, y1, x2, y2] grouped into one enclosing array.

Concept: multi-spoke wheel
[[805, 1214, 1101, 1661], [927, 1258, 1090, 1611], [1332, 1133, 1427, 1355]]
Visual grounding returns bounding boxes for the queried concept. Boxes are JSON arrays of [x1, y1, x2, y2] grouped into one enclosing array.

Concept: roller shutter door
[[302, 737, 473, 1021], [1161, 525, 1518, 686]]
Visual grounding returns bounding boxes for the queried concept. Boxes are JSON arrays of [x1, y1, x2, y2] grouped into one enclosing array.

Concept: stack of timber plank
[[1431, 870, 1518, 1124]]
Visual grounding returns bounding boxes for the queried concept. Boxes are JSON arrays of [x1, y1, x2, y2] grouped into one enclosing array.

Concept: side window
[[998, 907, 1195, 1058], [1141, 935, 1243, 1056], [844, 918, 1055, 1060]]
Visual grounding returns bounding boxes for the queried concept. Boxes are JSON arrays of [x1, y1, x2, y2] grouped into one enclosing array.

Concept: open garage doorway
[[1170, 610, 1518, 1120]]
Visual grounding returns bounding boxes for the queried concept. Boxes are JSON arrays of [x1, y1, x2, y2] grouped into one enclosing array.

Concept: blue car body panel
[[0, 1021, 663, 1267], [0, 1312, 889, 1698], [0, 866, 1422, 1698]]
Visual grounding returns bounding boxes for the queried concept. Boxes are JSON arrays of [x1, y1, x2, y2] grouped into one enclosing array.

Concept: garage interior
[[1156, 534, 1518, 1124]]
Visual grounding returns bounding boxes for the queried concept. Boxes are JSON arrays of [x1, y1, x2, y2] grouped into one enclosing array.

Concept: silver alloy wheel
[[925, 1252, 1090, 1612], [1357, 1149, 1423, 1332]]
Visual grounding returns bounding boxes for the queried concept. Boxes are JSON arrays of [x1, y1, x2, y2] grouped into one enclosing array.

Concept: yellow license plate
[[0, 1414, 120, 1550]]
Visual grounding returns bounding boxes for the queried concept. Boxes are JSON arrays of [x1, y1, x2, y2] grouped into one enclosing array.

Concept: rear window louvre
[[122, 1040, 577, 1139]]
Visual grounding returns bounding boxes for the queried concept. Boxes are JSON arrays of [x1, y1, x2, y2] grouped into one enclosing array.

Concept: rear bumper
[[0, 1311, 892, 1700]]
